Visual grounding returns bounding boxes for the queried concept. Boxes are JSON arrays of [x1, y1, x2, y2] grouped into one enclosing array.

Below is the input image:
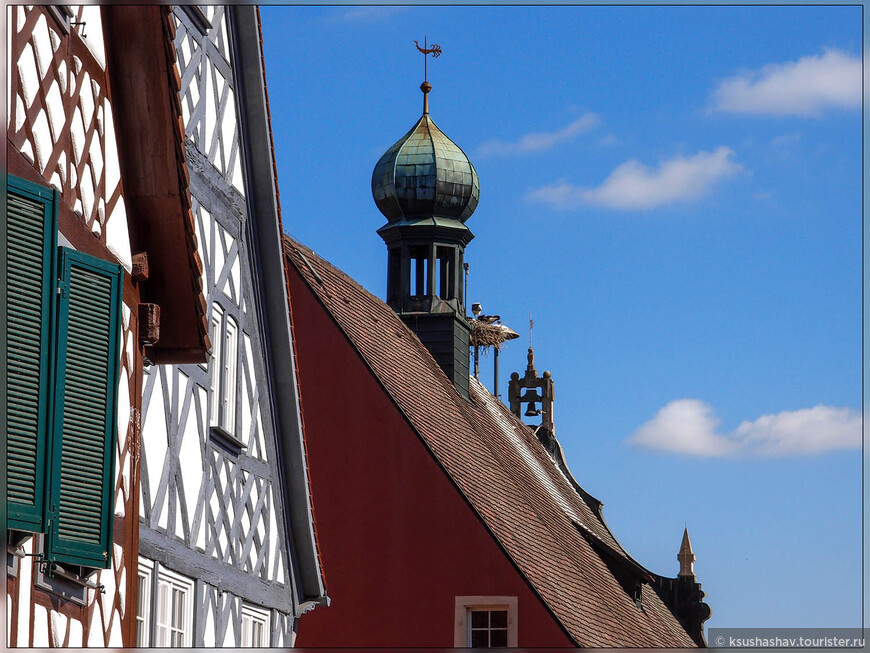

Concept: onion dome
[[372, 82, 479, 224]]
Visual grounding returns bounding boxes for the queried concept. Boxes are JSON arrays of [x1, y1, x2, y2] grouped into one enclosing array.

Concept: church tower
[[372, 71, 479, 397]]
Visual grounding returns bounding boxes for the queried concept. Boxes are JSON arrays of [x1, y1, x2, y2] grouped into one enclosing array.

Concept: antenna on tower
[[464, 262, 470, 310]]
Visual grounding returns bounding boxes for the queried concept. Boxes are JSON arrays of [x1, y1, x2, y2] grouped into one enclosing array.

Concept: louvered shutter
[[46, 248, 123, 568], [6, 176, 58, 531]]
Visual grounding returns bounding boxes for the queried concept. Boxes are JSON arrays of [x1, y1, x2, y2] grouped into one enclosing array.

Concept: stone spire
[[678, 527, 696, 578]]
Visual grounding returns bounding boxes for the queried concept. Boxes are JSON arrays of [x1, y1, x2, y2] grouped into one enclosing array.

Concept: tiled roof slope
[[283, 236, 698, 648]]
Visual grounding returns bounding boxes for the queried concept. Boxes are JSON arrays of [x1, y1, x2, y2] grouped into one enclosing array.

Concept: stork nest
[[468, 319, 516, 349]]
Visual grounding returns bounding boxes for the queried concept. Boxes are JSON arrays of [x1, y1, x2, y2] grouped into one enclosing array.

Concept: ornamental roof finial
[[414, 37, 441, 114], [678, 527, 696, 578]]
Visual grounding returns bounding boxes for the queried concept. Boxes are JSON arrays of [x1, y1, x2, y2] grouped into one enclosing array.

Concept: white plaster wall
[[203, 604, 216, 647], [142, 367, 170, 528], [70, 6, 106, 69], [32, 604, 48, 647], [175, 371, 194, 541], [68, 616, 83, 646], [6, 588, 11, 648], [87, 599, 104, 646], [49, 609, 68, 646], [15, 539, 33, 645], [103, 98, 132, 271]]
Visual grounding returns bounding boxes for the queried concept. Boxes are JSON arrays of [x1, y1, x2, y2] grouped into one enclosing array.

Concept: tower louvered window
[[5, 175, 123, 569]]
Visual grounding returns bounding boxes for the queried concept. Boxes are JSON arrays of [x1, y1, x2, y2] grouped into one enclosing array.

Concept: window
[[180, 4, 212, 34], [223, 316, 238, 429], [209, 303, 239, 434], [6, 175, 123, 570], [241, 604, 270, 647], [154, 567, 194, 647], [47, 5, 74, 32], [454, 596, 518, 648], [136, 559, 154, 646], [470, 609, 508, 647], [209, 304, 224, 426]]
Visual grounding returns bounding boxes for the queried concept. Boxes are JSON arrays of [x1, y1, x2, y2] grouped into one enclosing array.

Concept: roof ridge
[[283, 236, 698, 646]]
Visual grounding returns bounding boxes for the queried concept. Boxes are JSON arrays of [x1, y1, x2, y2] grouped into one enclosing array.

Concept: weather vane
[[414, 36, 442, 82]]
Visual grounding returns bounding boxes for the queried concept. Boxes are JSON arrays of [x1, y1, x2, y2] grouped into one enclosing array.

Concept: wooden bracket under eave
[[132, 252, 149, 282], [138, 303, 160, 347]]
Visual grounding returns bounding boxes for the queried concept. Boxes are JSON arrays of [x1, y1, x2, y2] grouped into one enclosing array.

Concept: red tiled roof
[[283, 236, 699, 648]]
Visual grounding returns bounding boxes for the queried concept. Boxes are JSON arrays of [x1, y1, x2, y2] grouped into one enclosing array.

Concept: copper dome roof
[[372, 109, 479, 224]]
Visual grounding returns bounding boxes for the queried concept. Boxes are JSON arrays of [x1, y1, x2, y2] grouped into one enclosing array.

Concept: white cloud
[[477, 114, 598, 157], [628, 399, 861, 458], [628, 399, 737, 457], [712, 49, 861, 116], [527, 146, 741, 211], [734, 405, 861, 456]]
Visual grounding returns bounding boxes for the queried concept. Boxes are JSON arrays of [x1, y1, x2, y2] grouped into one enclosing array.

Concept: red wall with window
[[288, 264, 573, 648]]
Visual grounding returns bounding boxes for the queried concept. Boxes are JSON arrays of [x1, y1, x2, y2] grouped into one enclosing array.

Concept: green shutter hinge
[[40, 560, 57, 578], [18, 552, 54, 578]]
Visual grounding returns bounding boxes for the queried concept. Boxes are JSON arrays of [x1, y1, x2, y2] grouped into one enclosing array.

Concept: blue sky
[[261, 6, 862, 631]]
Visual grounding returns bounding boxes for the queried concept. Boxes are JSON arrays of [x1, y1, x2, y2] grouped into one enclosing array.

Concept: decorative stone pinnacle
[[678, 527, 696, 578]]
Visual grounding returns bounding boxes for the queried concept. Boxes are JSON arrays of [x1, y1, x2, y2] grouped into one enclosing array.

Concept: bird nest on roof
[[468, 319, 520, 349]]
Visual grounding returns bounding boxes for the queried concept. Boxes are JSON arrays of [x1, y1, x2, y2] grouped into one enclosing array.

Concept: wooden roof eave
[[101, 6, 209, 364], [230, 6, 329, 609]]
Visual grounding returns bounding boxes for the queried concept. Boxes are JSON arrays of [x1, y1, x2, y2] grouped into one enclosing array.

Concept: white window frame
[[154, 566, 194, 647], [240, 603, 270, 647], [136, 558, 154, 647], [454, 596, 518, 648], [209, 304, 239, 434], [223, 315, 238, 430], [209, 304, 224, 427]]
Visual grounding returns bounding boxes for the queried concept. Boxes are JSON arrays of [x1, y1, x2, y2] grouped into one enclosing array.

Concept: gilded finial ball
[[543, 371, 552, 379], [420, 81, 432, 93]]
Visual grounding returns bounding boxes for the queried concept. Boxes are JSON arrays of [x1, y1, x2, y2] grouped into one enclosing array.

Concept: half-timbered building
[[135, 6, 327, 647], [7, 5, 209, 646], [7, 5, 326, 647]]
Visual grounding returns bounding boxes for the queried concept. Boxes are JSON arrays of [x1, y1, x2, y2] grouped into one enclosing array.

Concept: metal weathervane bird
[[414, 37, 442, 81]]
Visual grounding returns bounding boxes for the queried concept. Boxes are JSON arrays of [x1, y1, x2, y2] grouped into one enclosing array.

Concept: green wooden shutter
[[6, 176, 58, 532], [46, 248, 123, 568]]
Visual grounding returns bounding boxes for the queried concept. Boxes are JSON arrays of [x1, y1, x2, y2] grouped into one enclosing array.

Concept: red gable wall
[[287, 263, 573, 647]]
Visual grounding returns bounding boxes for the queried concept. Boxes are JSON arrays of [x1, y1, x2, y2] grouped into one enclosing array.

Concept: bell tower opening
[[409, 245, 430, 297], [436, 246, 456, 300]]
